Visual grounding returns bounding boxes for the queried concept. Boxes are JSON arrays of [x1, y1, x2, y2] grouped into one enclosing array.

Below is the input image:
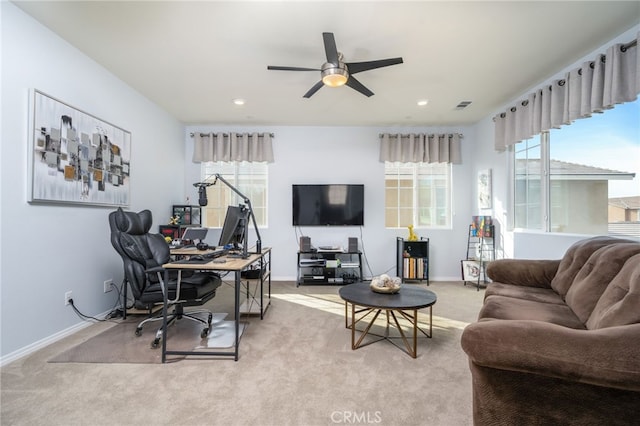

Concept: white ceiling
[[13, 1, 640, 127]]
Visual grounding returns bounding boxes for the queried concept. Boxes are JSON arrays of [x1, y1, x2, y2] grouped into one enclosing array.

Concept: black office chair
[[109, 207, 221, 348]]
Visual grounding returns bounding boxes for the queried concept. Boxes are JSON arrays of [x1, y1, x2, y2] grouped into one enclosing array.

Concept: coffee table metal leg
[[413, 308, 418, 357], [354, 308, 383, 349], [350, 302, 355, 347], [388, 309, 415, 357], [344, 304, 433, 358], [344, 301, 348, 329]]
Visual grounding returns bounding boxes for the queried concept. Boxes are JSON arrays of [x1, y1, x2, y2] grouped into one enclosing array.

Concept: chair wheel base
[[201, 328, 210, 339], [135, 327, 142, 337], [151, 338, 161, 349]]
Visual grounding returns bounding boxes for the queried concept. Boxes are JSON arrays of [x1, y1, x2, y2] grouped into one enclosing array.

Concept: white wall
[[184, 125, 476, 281], [0, 3, 185, 362]]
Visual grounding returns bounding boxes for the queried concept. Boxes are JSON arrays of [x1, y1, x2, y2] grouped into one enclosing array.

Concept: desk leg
[[259, 275, 264, 319], [161, 269, 169, 363], [234, 270, 240, 361]]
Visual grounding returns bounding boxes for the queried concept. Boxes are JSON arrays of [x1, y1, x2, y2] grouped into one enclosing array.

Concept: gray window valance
[[192, 132, 274, 163], [379, 133, 462, 164], [494, 31, 639, 151]]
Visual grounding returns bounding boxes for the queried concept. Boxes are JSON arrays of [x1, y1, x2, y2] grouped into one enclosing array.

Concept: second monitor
[[219, 205, 250, 254]]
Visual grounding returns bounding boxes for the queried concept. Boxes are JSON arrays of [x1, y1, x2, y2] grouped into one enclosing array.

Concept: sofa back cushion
[[587, 253, 640, 329], [565, 243, 640, 324], [551, 236, 635, 297]]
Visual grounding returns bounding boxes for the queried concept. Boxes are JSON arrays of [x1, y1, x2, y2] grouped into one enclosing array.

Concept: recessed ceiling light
[[232, 98, 245, 106], [417, 99, 429, 107]]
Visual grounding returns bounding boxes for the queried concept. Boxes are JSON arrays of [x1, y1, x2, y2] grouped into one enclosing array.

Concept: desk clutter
[[170, 248, 228, 264]]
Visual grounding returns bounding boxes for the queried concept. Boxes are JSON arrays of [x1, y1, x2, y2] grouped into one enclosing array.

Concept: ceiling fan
[[267, 32, 403, 98]]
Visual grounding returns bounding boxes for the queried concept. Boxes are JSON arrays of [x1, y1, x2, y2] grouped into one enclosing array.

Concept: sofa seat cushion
[[479, 295, 586, 329], [485, 282, 565, 305]]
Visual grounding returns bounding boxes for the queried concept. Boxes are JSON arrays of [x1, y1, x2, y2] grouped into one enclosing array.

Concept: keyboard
[[204, 249, 227, 259]]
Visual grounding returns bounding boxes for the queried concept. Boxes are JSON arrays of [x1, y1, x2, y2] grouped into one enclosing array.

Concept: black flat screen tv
[[292, 184, 364, 226]]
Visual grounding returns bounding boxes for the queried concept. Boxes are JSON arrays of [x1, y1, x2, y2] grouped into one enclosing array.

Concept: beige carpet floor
[[1, 280, 484, 426], [48, 312, 240, 364]]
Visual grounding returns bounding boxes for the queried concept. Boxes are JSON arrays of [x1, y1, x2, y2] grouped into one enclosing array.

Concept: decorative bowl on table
[[370, 274, 401, 294]]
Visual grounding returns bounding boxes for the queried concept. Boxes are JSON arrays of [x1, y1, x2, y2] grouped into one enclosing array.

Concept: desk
[[162, 247, 271, 362]]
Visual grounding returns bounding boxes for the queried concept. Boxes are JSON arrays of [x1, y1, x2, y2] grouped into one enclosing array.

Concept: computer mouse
[[191, 255, 204, 261]]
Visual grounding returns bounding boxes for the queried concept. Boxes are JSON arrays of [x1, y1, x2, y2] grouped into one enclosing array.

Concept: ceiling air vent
[[455, 101, 472, 110]]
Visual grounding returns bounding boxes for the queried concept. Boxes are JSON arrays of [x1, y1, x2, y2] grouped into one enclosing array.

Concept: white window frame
[[201, 161, 268, 228], [384, 162, 452, 229], [510, 100, 639, 236]]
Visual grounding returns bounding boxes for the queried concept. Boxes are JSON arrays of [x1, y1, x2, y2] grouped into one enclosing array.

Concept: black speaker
[[300, 236, 311, 252], [348, 237, 358, 253]]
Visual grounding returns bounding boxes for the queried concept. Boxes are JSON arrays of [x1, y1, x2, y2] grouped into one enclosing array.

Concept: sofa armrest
[[486, 259, 560, 288], [461, 320, 640, 391]]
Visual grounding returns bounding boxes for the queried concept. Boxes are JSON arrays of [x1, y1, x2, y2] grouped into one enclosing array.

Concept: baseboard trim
[[0, 309, 111, 367]]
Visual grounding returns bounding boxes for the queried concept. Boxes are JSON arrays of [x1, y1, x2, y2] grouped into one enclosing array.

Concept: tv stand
[[297, 249, 363, 286]]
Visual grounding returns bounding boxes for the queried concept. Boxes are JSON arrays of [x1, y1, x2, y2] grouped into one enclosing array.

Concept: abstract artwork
[[478, 169, 492, 209], [28, 90, 130, 206]]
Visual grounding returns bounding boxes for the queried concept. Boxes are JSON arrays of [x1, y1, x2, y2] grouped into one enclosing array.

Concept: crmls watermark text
[[330, 411, 383, 424]]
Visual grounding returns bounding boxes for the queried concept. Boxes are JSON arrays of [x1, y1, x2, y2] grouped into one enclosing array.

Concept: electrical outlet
[[64, 291, 73, 306], [103, 279, 113, 293]]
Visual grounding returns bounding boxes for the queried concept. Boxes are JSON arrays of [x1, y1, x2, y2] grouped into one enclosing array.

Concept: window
[[385, 162, 451, 228], [514, 134, 543, 230], [512, 100, 639, 236], [201, 161, 268, 228]]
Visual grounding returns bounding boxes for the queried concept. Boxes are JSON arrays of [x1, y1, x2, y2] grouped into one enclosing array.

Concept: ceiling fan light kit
[[321, 62, 348, 87], [268, 32, 403, 98]]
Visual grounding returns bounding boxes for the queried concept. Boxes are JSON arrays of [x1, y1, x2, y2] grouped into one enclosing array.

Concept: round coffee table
[[338, 282, 437, 358]]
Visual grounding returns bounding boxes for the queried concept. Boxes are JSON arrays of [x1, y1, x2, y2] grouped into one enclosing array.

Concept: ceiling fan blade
[[345, 76, 374, 97], [346, 57, 404, 74], [303, 81, 325, 98], [267, 65, 320, 71], [322, 32, 339, 64]]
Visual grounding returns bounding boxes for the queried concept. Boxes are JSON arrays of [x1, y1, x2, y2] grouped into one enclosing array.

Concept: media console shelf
[[297, 250, 363, 286]]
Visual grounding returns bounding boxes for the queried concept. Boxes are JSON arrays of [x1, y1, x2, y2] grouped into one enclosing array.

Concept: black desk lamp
[[193, 174, 262, 258]]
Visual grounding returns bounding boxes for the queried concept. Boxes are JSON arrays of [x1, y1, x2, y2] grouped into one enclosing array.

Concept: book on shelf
[[403, 257, 428, 279]]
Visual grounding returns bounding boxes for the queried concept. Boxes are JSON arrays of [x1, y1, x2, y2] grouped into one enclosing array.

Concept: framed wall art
[[461, 260, 482, 282], [28, 90, 131, 207], [478, 169, 492, 209]]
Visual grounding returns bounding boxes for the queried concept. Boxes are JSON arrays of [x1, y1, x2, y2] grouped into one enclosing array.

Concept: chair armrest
[[461, 320, 640, 391], [486, 259, 560, 288], [145, 265, 165, 274]]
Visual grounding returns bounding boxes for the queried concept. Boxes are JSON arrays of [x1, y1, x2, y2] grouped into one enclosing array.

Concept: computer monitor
[[218, 205, 249, 251], [181, 227, 208, 243]]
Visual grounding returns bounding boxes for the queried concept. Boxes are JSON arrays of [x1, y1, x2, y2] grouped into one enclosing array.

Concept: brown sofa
[[461, 236, 640, 425]]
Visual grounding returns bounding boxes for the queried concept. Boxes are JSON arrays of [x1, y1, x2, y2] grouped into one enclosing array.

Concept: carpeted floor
[[1, 280, 484, 426], [47, 312, 242, 364]]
